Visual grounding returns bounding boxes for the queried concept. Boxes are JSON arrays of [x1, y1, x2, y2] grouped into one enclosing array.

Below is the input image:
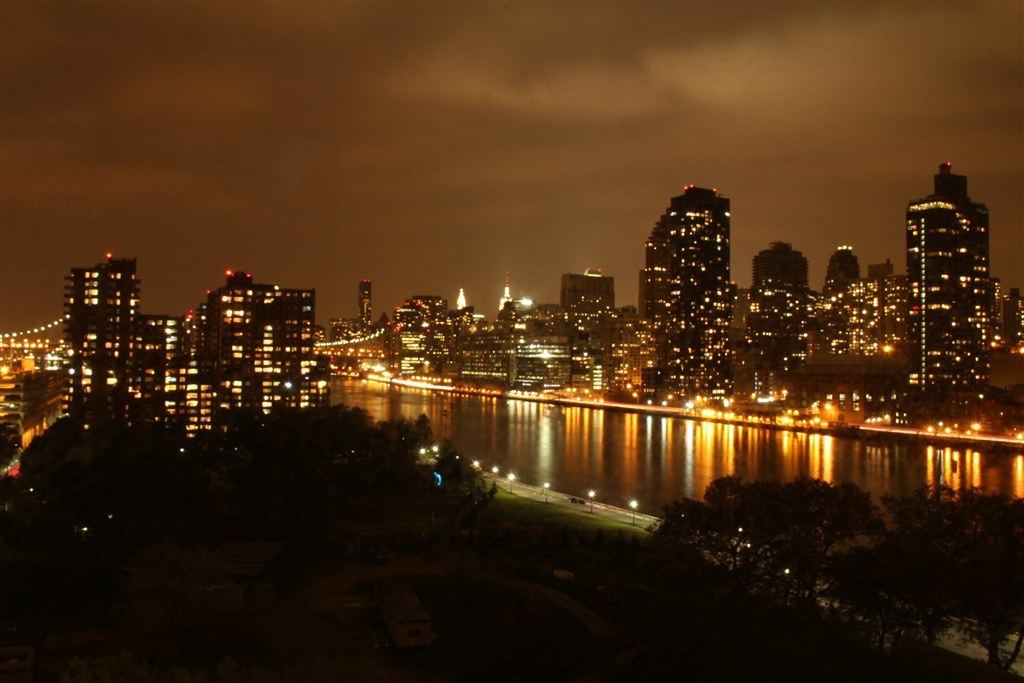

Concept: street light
[[588, 489, 596, 513], [508, 472, 516, 490], [543, 482, 550, 502], [629, 499, 638, 525]]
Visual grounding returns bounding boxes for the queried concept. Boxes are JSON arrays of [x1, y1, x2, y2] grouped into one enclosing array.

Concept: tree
[[657, 476, 882, 605], [950, 490, 1024, 669]]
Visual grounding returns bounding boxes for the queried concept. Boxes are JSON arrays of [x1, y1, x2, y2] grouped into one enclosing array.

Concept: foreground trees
[[0, 406, 457, 619], [655, 476, 1024, 671]]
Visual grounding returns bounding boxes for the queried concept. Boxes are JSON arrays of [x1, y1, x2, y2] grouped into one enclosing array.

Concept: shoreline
[[353, 374, 1024, 455]]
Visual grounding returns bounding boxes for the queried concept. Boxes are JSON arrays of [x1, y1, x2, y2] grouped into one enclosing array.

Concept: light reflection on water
[[332, 379, 1024, 509]]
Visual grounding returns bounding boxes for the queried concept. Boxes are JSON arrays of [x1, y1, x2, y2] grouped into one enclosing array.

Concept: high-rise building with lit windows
[[191, 270, 327, 423], [747, 242, 810, 394], [391, 295, 452, 376], [64, 255, 141, 425], [819, 246, 861, 355], [661, 185, 733, 399], [906, 163, 991, 390], [845, 260, 908, 357], [134, 314, 183, 423]]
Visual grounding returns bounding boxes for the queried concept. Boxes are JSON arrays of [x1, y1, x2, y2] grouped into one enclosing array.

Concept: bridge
[[315, 327, 387, 371]]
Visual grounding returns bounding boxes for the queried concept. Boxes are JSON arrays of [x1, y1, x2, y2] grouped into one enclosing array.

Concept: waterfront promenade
[[376, 375, 1024, 452], [485, 471, 661, 529]]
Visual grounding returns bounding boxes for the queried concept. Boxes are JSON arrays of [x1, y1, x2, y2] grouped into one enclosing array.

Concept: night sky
[[2, 1, 1021, 333]]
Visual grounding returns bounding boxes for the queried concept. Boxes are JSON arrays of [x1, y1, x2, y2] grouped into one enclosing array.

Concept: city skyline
[[2, 2, 1022, 332]]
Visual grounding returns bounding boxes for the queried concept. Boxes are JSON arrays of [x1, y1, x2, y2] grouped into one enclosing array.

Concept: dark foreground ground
[[15, 489, 1018, 683]]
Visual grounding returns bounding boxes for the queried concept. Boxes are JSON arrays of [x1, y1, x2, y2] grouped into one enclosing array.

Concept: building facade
[[191, 271, 327, 423], [661, 186, 733, 400], [63, 255, 141, 425], [906, 163, 991, 391], [747, 241, 810, 393]]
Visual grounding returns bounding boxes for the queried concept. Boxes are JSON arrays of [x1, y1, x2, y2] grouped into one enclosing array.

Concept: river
[[331, 378, 1024, 512]]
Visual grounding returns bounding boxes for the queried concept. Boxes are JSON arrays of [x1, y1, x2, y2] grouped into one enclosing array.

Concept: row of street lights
[[483, 464, 642, 525]]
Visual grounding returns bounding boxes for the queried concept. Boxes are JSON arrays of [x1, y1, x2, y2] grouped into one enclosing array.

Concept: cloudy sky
[[2, 1, 1021, 332]]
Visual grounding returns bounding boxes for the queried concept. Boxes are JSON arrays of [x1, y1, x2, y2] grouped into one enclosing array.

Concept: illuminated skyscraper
[[498, 273, 512, 316], [748, 242, 810, 387], [64, 255, 141, 425], [819, 246, 861, 354], [662, 185, 732, 399], [906, 163, 990, 390]]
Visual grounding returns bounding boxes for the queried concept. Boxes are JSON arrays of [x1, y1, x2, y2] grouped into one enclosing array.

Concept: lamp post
[[629, 499, 638, 525], [588, 489, 596, 513], [508, 472, 516, 491], [543, 482, 550, 502]]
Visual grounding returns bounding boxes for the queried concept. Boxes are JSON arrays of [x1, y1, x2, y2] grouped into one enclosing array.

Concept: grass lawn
[[479, 488, 652, 537]]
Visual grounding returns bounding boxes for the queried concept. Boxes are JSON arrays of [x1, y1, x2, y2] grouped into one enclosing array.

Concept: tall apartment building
[[561, 271, 615, 336], [644, 185, 732, 400], [561, 270, 615, 391], [748, 241, 810, 380], [189, 270, 327, 423], [64, 255, 142, 425], [134, 314, 184, 423], [818, 246, 860, 354], [906, 163, 991, 390]]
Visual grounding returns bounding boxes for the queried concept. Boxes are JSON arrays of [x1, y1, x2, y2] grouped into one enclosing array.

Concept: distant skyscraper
[[499, 273, 512, 316], [823, 246, 860, 297], [456, 288, 467, 310], [1001, 288, 1023, 348], [561, 270, 615, 335], [358, 279, 372, 328], [561, 270, 615, 392], [819, 246, 861, 354], [906, 163, 991, 390], [392, 295, 452, 375], [846, 260, 909, 356], [662, 185, 732, 399], [64, 255, 141, 425], [748, 242, 810, 381], [639, 215, 672, 321]]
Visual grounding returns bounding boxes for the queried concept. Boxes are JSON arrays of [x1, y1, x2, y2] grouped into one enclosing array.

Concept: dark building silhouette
[[823, 245, 860, 297], [906, 163, 991, 391], [359, 279, 372, 328], [999, 287, 1022, 348], [639, 215, 672, 321]]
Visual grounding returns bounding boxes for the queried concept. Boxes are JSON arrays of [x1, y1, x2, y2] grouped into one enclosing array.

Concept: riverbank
[[366, 375, 1024, 454]]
